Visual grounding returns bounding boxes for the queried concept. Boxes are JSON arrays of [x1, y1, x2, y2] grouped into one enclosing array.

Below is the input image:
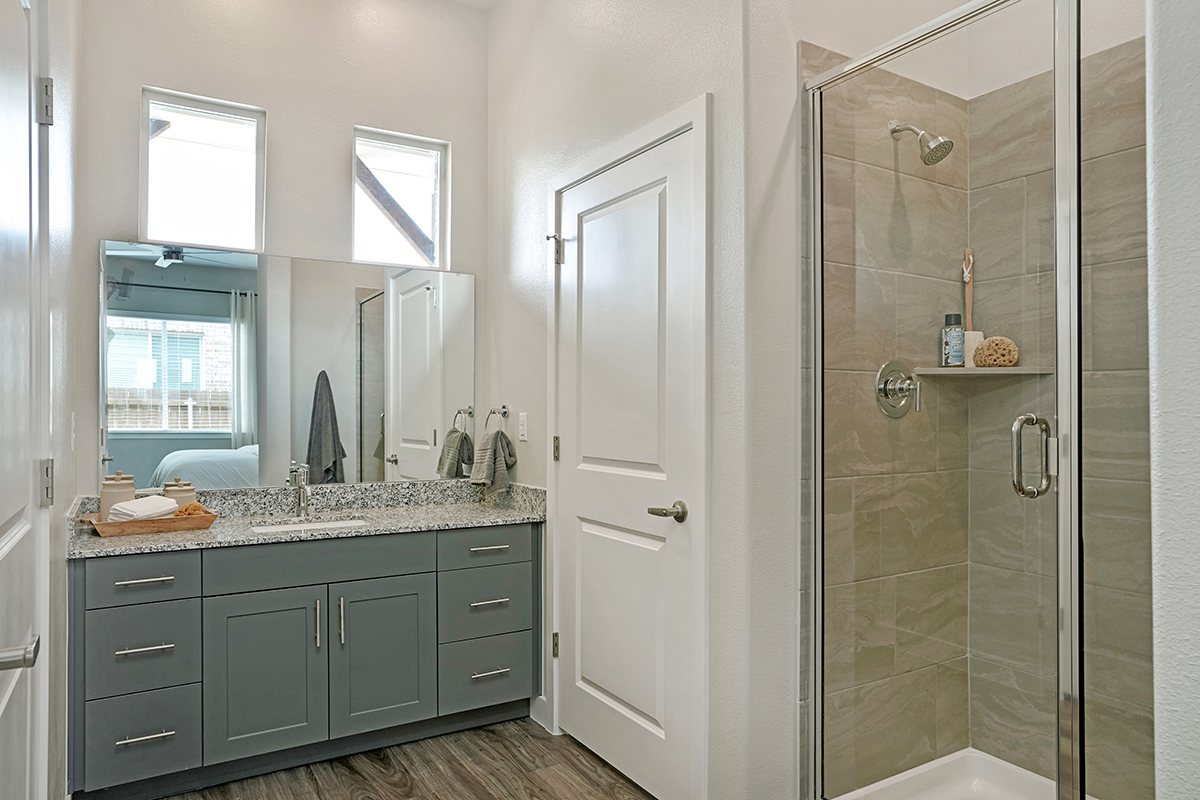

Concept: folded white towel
[[108, 495, 179, 522]]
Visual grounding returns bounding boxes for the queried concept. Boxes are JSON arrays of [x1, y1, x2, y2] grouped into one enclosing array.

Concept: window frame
[[352, 125, 451, 270], [139, 86, 268, 253]]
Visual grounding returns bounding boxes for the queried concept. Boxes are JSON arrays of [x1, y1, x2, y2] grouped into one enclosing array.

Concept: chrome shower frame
[[801, 0, 1083, 797]]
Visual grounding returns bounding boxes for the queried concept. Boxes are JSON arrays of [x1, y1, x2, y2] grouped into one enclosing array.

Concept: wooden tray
[[79, 511, 218, 538]]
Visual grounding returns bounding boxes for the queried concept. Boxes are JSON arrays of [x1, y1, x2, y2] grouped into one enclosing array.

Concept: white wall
[[72, 0, 490, 492], [1146, 0, 1200, 795], [488, 1, 800, 796]]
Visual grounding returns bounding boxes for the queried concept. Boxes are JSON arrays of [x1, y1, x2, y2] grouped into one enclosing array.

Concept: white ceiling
[[448, 0, 500, 8]]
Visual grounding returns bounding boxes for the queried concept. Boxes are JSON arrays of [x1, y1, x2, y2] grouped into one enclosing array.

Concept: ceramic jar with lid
[[162, 478, 197, 509], [99, 471, 136, 522]]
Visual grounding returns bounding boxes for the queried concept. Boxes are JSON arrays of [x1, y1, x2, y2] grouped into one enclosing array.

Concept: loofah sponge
[[974, 336, 1019, 367]]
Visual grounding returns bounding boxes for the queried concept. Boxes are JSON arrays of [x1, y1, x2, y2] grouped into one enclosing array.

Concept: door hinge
[[39, 459, 54, 507], [552, 436, 560, 461], [547, 234, 564, 265], [36, 77, 53, 125], [552, 632, 559, 658]]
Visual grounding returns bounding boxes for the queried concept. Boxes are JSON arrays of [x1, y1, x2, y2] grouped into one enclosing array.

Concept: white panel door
[[555, 109, 707, 800], [0, 2, 39, 800], [384, 269, 442, 480]]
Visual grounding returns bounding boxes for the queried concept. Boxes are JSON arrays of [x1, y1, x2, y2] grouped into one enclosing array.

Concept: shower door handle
[[1011, 413, 1052, 498]]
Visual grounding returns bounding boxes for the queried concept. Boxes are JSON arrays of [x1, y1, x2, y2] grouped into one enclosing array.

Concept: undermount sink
[[250, 519, 368, 534]]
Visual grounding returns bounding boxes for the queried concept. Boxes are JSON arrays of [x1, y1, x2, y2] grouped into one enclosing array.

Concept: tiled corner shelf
[[913, 366, 1053, 377]]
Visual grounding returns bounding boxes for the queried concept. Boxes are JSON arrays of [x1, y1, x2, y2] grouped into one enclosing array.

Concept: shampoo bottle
[[941, 313, 965, 367]]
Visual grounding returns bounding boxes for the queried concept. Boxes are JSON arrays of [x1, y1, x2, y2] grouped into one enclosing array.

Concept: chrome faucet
[[288, 462, 312, 518]]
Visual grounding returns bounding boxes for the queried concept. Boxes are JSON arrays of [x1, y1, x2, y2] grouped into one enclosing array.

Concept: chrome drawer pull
[[470, 667, 511, 680], [114, 575, 174, 587], [115, 643, 175, 657], [469, 545, 510, 552], [469, 597, 511, 608], [116, 730, 175, 747]]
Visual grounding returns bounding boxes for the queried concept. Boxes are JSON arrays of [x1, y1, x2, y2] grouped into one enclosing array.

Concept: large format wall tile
[[824, 370, 938, 477], [825, 578, 896, 692], [1082, 509, 1151, 594], [822, 157, 967, 278], [968, 469, 1026, 572], [968, 178, 1026, 281], [969, 659, 1056, 780], [824, 667, 938, 797], [856, 471, 969, 575], [935, 659, 969, 757], [800, 41, 848, 84], [969, 564, 1056, 678], [1081, 37, 1146, 161], [968, 375, 1054, 473], [1085, 259, 1149, 371], [969, 71, 1054, 189], [1085, 584, 1153, 667], [894, 274, 965, 368], [1082, 370, 1150, 481], [936, 379, 969, 471], [1024, 170, 1055, 276], [1085, 693, 1155, 800], [824, 477, 881, 585], [894, 564, 968, 671], [1086, 649, 1154, 711], [1082, 147, 1147, 266], [824, 262, 896, 372]]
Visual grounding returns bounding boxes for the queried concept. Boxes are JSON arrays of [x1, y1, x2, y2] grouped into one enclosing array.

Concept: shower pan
[[803, 0, 1152, 799]]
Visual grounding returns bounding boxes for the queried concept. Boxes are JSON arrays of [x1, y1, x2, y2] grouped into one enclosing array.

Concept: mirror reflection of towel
[[437, 427, 475, 479], [470, 430, 517, 497], [306, 370, 347, 484]]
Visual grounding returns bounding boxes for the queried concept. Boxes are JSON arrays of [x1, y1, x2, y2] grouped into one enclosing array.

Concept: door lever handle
[[647, 501, 688, 523]]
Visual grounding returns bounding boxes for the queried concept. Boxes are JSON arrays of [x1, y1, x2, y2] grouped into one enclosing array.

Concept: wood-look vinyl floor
[[168, 719, 656, 800]]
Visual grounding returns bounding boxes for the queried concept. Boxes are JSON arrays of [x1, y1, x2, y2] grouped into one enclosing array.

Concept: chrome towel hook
[[453, 406, 474, 429]]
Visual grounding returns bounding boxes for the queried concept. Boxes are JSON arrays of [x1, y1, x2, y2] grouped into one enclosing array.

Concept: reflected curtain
[[230, 291, 258, 449]]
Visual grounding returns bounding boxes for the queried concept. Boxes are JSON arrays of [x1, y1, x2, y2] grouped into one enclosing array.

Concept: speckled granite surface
[[68, 479, 546, 559]]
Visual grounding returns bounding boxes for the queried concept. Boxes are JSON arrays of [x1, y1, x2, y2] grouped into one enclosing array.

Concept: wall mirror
[[99, 240, 475, 490]]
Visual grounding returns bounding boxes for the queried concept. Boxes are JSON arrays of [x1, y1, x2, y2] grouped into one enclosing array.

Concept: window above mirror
[[353, 127, 449, 269], [140, 88, 266, 252]]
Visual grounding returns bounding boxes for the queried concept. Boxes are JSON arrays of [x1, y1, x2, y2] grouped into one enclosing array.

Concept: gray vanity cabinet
[[328, 574, 437, 739], [202, 585, 330, 765]]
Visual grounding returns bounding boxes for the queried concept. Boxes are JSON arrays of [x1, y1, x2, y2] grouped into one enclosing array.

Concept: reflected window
[[353, 128, 448, 268], [106, 315, 234, 432], [142, 89, 266, 251]]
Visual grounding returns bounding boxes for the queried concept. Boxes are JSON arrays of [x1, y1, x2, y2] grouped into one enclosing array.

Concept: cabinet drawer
[[203, 532, 436, 595], [437, 524, 533, 571], [438, 631, 534, 716], [85, 599, 201, 701], [85, 551, 201, 610], [84, 684, 202, 791], [437, 562, 533, 643]]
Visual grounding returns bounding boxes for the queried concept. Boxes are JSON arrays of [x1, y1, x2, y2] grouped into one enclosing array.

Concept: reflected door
[[384, 269, 443, 480], [554, 108, 707, 800]]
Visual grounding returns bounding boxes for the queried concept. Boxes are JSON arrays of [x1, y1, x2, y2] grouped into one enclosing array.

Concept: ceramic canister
[[99, 471, 136, 522], [162, 478, 198, 509]]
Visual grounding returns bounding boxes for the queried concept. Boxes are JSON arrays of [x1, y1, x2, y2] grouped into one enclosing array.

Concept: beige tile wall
[[965, 37, 1152, 797], [812, 36, 1152, 799], [809, 42, 973, 797]]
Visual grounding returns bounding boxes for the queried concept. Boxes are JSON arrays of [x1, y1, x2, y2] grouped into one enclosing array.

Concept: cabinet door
[[328, 574, 437, 738], [203, 585, 329, 764]]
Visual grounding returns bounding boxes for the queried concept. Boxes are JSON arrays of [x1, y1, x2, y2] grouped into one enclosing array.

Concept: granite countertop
[[67, 481, 546, 559]]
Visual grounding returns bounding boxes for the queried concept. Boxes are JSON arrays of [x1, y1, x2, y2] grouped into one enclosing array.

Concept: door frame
[[544, 93, 712, 798], [802, 1, 1082, 797]]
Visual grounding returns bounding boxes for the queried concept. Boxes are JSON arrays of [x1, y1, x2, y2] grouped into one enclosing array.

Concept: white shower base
[[832, 748, 1057, 800]]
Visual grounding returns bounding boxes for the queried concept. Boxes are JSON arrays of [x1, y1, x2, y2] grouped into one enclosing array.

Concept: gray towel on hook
[[436, 427, 474, 479], [470, 430, 517, 497], [306, 370, 347, 484]]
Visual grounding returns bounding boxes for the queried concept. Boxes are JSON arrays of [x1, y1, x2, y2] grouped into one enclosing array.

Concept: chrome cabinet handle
[[114, 575, 174, 587], [115, 643, 174, 657], [339, 597, 345, 645], [469, 544, 510, 552], [116, 730, 174, 747], [647, 500, 688, 523], [0, 636, 39, 671], [470, 667, 511, 680], [470, 597, 510, 608], [315, 599, 321, 649], [1011, 413, 1053, 498]]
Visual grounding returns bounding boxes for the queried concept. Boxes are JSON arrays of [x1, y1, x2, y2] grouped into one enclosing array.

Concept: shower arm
[[889, 121, 924, 140]]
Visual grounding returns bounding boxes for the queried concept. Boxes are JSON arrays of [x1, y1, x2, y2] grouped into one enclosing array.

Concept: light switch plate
[[518, 412, 528, 441]]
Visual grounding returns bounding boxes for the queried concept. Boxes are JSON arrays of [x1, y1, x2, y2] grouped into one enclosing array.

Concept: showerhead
[[889, 119, 954, 166]]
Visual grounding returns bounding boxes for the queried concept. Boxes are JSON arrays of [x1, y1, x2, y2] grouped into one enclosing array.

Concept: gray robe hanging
[[306, 370, 347, 484]]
